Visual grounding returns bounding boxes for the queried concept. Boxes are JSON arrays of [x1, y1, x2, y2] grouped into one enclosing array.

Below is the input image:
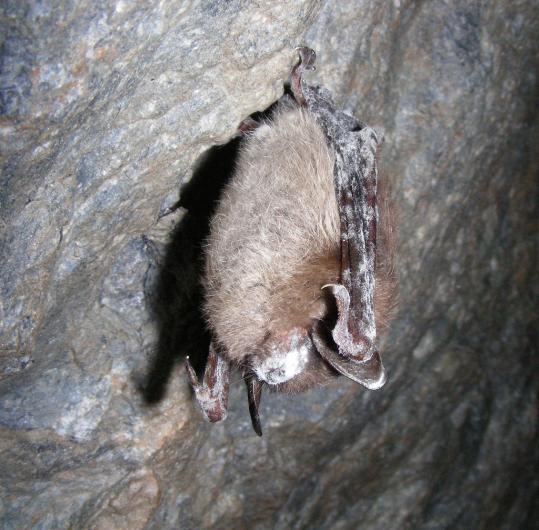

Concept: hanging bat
[[186, 47, 395, 436]]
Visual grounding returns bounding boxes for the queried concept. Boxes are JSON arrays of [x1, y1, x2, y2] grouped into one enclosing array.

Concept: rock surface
[[1, 0, 537, 529]]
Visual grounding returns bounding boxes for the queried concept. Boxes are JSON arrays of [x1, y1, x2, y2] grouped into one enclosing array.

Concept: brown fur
[[204, 106, 396, 390], [204, 107, 339, 361]]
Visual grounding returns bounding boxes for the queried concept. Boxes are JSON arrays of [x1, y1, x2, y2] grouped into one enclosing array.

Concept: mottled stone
[[0, 0, 537, 529]]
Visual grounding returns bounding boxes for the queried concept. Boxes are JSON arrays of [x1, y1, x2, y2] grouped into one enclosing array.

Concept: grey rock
[[0, 0, 537, 529]]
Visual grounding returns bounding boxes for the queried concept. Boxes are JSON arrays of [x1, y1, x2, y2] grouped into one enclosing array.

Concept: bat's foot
[[185, 342, 230, 423], [295, 46, 316, 71], [291, 46, 316, 106]]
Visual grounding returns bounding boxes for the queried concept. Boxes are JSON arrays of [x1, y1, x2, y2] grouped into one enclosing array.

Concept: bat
[[185, 47, 396, 436]]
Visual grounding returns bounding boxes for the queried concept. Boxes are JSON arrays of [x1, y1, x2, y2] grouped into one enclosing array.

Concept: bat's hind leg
[[185, 342, 230, 422]]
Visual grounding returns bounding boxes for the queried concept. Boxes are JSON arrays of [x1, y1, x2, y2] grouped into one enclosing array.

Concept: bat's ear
[[311, 320, 387, 390]]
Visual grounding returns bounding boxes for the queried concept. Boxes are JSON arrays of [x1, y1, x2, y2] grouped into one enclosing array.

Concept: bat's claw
[[158, 199, 182, 220], [291, 46, 317, 106], [295, 46, 316, 71], [185, 344, 230, 423]]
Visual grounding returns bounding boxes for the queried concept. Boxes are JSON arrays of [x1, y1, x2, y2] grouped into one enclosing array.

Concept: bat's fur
[[204, 105, 395, 392]]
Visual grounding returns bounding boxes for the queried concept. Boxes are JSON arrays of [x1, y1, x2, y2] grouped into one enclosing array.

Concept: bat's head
[[247, 311, 387, 396], [243, 286, 389, 436]]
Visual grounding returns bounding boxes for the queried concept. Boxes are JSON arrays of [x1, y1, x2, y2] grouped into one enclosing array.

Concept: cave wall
[[1, 1, 537, 528]]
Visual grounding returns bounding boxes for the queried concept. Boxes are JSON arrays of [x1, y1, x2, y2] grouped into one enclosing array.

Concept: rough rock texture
[[1, 0, 537, 529]]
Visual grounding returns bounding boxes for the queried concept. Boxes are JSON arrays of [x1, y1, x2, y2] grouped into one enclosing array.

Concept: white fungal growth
[[254, 332, 310, 385]]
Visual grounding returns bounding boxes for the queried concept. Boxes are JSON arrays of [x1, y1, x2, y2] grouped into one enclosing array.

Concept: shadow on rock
[[140, 136, 242, 404]]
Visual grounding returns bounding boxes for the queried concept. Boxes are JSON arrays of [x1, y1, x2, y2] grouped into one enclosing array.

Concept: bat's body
[[186, 48, 396, 435], [205, 107, 341, 392]]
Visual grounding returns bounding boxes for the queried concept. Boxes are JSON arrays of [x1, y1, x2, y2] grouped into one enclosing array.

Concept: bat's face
[[248, 327, 339, 393]]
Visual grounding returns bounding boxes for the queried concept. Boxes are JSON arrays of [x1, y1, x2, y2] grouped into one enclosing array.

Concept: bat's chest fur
[[204, 107, 341, 389]]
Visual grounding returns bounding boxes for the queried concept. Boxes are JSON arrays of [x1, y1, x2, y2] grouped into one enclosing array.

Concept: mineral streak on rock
[[0, 0, 537, 529]]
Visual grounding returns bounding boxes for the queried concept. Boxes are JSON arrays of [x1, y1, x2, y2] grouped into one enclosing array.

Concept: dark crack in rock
[[0, 0, 537, 529]]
